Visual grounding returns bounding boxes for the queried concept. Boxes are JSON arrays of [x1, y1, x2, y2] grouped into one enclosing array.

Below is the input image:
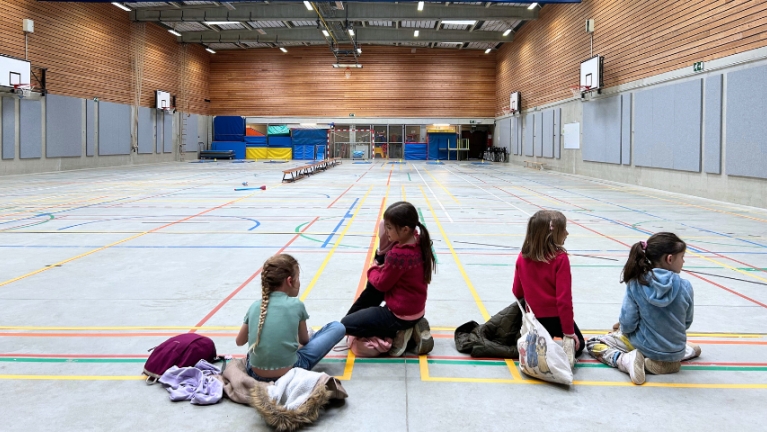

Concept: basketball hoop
[[161, 106, 176, 114], [569, 85, 591, 98], [502, 106, 511, 116], [12, 83, 33, 99]]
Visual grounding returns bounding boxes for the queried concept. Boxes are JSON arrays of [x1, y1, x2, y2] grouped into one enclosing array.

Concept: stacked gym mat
[[404, 143, 428, 160], [245, 135, 267, 159], [212, 116, 246, 159], [267, 125, 292, 160], [292, 129, 327, 160]]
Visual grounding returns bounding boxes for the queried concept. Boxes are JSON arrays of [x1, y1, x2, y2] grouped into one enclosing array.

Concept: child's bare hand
[[612, 322, 620, 332]]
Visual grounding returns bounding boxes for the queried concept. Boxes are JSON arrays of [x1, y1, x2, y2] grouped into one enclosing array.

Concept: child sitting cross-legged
[[586, 232, 701, 385]]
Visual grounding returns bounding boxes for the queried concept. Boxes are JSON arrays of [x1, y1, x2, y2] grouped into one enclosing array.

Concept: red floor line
[[327, 185, 354, 209], [190, 216, 320, 330]]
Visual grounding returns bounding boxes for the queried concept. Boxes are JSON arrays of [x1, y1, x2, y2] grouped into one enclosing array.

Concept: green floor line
[[408, 173, 412, 181], [294, 217, 367, 249], [2, 214, 54, 232]]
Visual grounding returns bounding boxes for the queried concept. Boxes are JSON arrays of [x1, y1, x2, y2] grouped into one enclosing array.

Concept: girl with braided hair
[[586, 232, 700, 385], [235, 254, 345, 382], [341, 201, 437, 357]]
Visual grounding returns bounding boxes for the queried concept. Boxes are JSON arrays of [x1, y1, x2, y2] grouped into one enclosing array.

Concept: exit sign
[[469, 120, 477, 124], [349, 113, 355, 117], [693, 61, 704, 72]]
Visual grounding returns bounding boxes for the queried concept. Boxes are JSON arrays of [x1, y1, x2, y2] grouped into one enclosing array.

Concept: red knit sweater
[[512, 252, 575, 335], [368, 238, 428, 318]]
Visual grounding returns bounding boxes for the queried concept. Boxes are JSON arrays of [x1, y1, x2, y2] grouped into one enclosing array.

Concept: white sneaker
[[617, 350, 646, 385], [562, 336, 576, 368], [388, 327, 413, 357], [412, 317, 434, 355]]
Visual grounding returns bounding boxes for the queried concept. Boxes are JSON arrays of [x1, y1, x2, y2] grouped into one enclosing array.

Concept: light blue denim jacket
[[619, 269, 694, 362]]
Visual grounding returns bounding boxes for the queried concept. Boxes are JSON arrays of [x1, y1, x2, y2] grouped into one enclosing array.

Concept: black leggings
[[536, 317, 585, 357], [341, 253, 419, 338]]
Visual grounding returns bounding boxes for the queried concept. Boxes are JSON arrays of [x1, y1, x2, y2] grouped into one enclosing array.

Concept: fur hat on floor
[[249, 381, 333, 432]]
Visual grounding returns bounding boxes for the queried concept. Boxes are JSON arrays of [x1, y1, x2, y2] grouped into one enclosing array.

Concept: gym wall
[[495, 0, 767, 208], [209, 46, 496, 118]]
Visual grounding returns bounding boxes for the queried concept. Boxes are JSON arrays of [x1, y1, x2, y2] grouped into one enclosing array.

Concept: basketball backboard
[[510, 91, 521, 114], [155, 90, 172, 109], [580, 55, 603, 90], [0, 54, 31, 88]]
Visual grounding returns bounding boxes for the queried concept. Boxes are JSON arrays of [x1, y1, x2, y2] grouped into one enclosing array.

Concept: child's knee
[[327, 321, 346, 338]]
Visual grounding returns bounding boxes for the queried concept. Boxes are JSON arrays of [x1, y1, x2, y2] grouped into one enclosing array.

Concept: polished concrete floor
[[1, 160, 766, 431]]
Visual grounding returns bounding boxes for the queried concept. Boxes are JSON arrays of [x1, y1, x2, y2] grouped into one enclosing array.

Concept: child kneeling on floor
[[236, 254, 345, 382], [513, 210, 583, 367], [341, 201, 436, 357], [586, 232, 701, 385]]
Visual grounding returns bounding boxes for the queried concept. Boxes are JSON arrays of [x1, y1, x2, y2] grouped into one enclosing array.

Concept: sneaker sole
[[645, 358, 682, 375], [388, 328, 413, 357], [412, 319, 434, 355], [631, 351, 646, 385]]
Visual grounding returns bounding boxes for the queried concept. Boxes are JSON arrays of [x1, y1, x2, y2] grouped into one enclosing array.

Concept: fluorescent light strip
[[528, 2, 538, 10], [485, 49, 491, 54], [442, 20, 476, 25], [280, 47, 288, 53], [206, 48, 216, 54], [304, 1, 313, 10], [168, 29, 181, 37], [348, 28, 355, 36], [414, 30, 419, 37], [204, 21, 236, 26], [433, 124, 450, 127], [417, 1, 424, 11], [322, 30, 330, 37], [357, 48, 361, 54], [112, 2, 131, 12], [332, 64, 363, 68], [503, 29, 512, 37]]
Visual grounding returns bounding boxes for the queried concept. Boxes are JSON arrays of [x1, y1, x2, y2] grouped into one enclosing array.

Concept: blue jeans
[[246, 321, 346, 382]]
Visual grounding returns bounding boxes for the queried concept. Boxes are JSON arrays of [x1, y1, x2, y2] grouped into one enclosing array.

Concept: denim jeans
[[246, 321, 346, 382]]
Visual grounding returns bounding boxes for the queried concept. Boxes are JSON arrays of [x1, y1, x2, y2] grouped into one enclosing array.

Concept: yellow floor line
[[299, 185, 373, 301], [685, 250, 767, 284], [424, 168, 461, 204], [0, 375, 145, 381]]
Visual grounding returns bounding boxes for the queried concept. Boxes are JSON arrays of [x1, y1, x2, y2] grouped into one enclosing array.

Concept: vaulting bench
[[524, 160, 546, 170], [282, 158, 342, 183], [199, 150, 235, 160]]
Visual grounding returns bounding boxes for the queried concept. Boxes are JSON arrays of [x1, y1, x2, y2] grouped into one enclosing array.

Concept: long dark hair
[[383, 201, 437, 284], [621, 232, 686, 286], [521, 210, 567, 263]]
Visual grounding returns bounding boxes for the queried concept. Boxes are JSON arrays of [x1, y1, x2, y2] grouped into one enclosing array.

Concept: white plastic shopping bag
[[515, 297, 573, 385]]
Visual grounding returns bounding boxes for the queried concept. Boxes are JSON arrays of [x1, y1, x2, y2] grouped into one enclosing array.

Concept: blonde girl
[[235, 254, 345, 382]]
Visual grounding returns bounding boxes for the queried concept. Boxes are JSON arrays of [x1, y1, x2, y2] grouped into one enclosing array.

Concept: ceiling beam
[[179, 26, 512, 44], [130, 2, 537, 23]]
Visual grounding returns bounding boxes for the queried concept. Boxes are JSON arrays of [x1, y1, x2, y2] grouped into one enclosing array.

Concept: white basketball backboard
[[580, 55, 602, 90], [155, 90, 172, 109], [0, 55, 31, 88], [510, 91, 521, 113]]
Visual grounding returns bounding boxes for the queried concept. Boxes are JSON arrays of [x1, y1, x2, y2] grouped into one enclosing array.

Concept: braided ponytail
[[248, 254, 299, 354]]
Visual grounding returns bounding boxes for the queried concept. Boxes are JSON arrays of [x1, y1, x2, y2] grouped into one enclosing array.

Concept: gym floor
[[1, 160, 766, 431]]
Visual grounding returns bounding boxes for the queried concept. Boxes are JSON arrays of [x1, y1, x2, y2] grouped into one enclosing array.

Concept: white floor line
[[441, 165, 532, 217], [412, 163, 454, 222]]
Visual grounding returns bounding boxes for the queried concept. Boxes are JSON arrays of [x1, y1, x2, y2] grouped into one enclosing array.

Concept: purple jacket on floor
[[158, 360, 223, 405]]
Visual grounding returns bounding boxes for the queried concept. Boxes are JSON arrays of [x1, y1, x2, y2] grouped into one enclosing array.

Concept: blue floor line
[[321, 198, 359, 248]]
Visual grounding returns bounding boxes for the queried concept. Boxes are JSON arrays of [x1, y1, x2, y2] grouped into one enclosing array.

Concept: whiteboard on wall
[[563, 122, 580, 149]]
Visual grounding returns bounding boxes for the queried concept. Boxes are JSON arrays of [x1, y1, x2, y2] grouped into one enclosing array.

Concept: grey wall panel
[[20, 99, 42, 159], [635, 79, 702, 172], [554, 108, 561, 159], [163, 111, 173, 153], [156, 110, 163, 153], [517, 116, 523, 155], [524, 113, 534, 156], [542, 109, 554, 158], [46, 94, 82, 158], [672, 79, 702, 172], [510, 116, 518, 155], [705, 74, 723, 174], [86, 99, 94, 156], [137, 107, 153, 154], [621, 93, 632, 165], [183, 113, 198, 152], [582, 94, 622, 164], [726, 65, 767, 179], [498, 117, 511, 154], [2, 98, 14, 160], [98, 101, 130, 155], [534, 112, 543, 157]]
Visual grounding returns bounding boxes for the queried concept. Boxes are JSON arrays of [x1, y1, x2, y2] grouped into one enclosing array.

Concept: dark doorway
[[462, 128, 489, 159]]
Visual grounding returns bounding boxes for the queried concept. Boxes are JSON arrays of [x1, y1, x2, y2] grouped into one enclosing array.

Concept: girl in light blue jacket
[[586, 232, 700, 385]]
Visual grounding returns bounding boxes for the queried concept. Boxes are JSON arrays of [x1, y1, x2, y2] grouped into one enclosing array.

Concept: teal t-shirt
[[244, 291, 309, 370]]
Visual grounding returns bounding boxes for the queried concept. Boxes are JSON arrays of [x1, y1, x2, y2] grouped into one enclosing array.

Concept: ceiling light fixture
[[348, 28, 354, 36], [528, 2, 539, 10], [206, 48, 216, 54], [322, 29, 330, 37], [485, 49, 491, 54], [414, 30, 419, 37], [417, 1, 424, 11], [442, 20, 476, 25], [357, 48, 361, 54], [168, 29, 181, 37], [433, 124, 450, 127], [503, 29, 512, 36], [112, 2, 131, 11], [280, 47, 288, 53], [204, 21, 236, 26], [332, 64, 363, 68], [304, 1, 313, 10]]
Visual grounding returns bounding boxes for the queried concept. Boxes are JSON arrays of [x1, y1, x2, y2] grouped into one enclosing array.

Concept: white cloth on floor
[[267, 368, 325, 411]]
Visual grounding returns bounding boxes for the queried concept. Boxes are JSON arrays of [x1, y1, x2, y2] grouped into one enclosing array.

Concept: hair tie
[[549, 221, 554, 231], [640, 241, 647, 251]]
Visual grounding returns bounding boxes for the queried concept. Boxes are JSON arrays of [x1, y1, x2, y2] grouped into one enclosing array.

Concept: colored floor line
[[423, 168, 461, 204], [327, 185, 354, 208], [322, 198, 360, 248]]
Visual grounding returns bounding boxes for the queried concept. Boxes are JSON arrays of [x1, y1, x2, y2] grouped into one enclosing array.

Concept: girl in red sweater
[[341, 201, 437, 357], [513, 210, 583, 367]]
